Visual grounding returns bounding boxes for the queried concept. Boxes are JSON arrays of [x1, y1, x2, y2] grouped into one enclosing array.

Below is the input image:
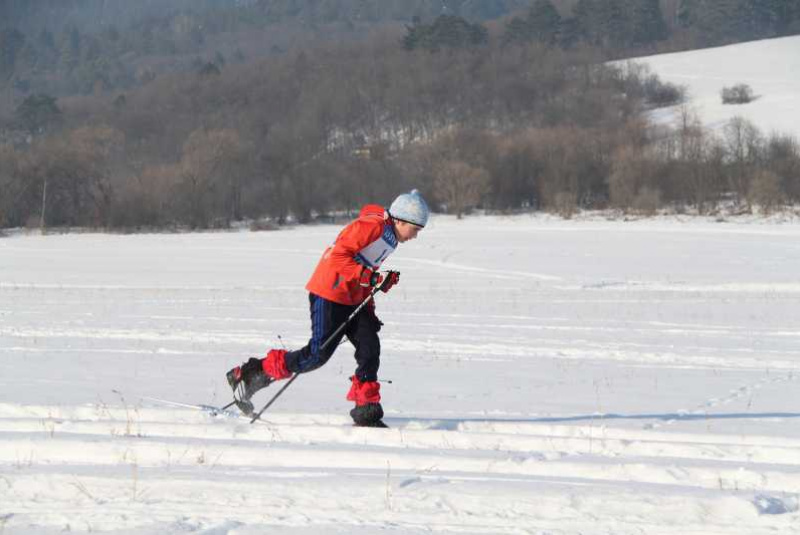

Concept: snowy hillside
[[632, 35, 800, 139], [2, 215, 800, 533]]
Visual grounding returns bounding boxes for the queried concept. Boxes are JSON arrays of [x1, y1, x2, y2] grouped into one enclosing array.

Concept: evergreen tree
[[503, 0, 561, 46], [777, 0, 800, 34], [402, 15, 488, 52], [83, 35, 103, 64], [140, 26, 155, 55], [36, 29, 58, 69], [558, 16, 582, 48], [573, 0, 601, 46], [740, 0, 779, 38], [0, 27, 26, 82], [677, 0, 699, 28], [37, 28, 56, 51], [527, 0, 562, 46], [402, 18, 422, 50], [214, 51, 226, 68], [58, 26, 81, 72], [198, 61, 221, 77], [14, 93, 62, 135], [685, 0, 748, 43], [595, 0, 630, 49], [503, 17, 531, 46], [16, 41, 40, 81], [629, 0, 668, 46]]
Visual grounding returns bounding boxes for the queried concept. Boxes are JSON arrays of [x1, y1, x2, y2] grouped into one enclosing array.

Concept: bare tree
[[179, 128, 248, 227], [669, 107, 724, 213], [723, 117, 762, 207], [609, 145, 649, 211], [13, 126, 124, 231], [764, 133, 800, 203], [0, 144, 23, 227], [434, 159, 490, 218], [748, 169, 784, 215], [69, 125, 125, 225]]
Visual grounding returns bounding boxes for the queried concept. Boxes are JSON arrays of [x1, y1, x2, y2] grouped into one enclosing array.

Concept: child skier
[[226, 189, 429, 427]]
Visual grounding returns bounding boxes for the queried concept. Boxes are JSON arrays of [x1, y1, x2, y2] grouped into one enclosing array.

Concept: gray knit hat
[[389, 189, 429, 227]]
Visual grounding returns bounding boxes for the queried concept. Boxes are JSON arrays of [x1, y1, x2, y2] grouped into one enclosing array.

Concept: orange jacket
[[306, 204, 398, 305]]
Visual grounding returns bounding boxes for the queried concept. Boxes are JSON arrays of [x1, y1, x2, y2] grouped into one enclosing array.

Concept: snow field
[[1, 215, 800, 533], [1, 402, 799, 534], [633, 35, 800, 139]]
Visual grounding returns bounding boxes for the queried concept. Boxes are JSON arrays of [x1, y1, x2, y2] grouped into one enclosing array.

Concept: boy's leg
[[349, 309, 381, 382], [226, 294, 351, 413], [346, 309, 384, 425], [283, 294, 353, 374]]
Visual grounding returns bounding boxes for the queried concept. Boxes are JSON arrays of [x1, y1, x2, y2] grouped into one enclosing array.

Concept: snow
[[1, 213, 800, 534], [630, 35, 800, 140]]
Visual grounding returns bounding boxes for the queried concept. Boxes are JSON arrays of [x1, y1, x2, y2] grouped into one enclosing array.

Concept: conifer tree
[[402, 15, 488, 52], [682, 0, 748, 43], [595, 0, 630, 49], [573, 0, 601, 46], [36, 29, 58, 69], [527, 0, 562, 45], [558, 16, 582, 48], [740, 0, 779, 38], [677, 0, 698, 28], [629, 0, 668, 46], [58, 27, 81, 73], [781, 0, 800, 33], [503, 17, 531, 46], [15, 94, 62, 135], [503, 0, 561, 46], [0, 28, 26, 82]]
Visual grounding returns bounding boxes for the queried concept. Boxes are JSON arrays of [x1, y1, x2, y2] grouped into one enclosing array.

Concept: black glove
[[380, 271, 400, 293]]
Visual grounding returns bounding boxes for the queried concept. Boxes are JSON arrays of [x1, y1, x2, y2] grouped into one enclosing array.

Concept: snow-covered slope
[[632, 35, 800, 139], [2, 215, 800, 533]]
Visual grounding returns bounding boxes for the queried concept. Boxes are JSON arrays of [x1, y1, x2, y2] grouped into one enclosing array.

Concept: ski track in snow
[[1, 402, 799, 534], [2, 216, 800, 533]]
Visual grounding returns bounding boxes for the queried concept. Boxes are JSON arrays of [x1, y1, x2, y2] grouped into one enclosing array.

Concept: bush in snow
[[631, 187, 662, 216], [721, 84, 755, 105], [614, 63, 685, 108], [553, 190, 577, 219], [643, 74, 685, 107], [748, 169, 784, 215]]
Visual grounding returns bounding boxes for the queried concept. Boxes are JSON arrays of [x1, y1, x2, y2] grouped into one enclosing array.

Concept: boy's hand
[[380, 271, 400, 293], [359, 268, 383, 288]]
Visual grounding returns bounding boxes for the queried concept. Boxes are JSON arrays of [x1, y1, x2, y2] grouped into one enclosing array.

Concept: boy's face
[[394, 220, 423, 243]]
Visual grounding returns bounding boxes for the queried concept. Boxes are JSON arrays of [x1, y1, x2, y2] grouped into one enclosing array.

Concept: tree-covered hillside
[[1, 1, 799, 231], [2, 0, 799, 101]]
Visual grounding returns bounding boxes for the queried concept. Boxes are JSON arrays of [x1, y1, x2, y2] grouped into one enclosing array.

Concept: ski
[[144, 396, 392, 428], [141, 396, 244, 420]]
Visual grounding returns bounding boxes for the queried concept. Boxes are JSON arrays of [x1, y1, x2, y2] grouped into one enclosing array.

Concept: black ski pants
[[283, 293, 382, 382]]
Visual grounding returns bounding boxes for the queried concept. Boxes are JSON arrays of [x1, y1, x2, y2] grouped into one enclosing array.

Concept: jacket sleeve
[[326, 218, 383, 283]]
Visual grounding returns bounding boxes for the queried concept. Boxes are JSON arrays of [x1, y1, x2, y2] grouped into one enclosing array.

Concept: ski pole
[[250, 271, 398, 424]]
